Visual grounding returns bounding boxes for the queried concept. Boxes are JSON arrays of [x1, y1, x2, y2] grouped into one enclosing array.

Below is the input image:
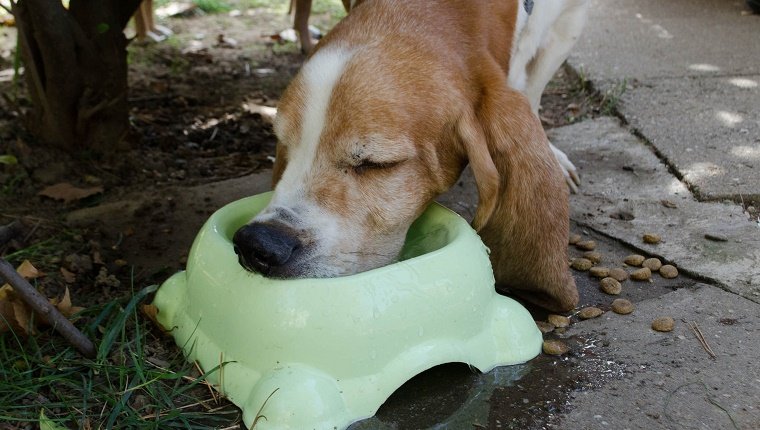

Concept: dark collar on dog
[[524, 0, 534, 15]]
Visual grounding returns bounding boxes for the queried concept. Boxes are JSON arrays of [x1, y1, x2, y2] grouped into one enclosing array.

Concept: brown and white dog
[[234, 0, 589, 312]]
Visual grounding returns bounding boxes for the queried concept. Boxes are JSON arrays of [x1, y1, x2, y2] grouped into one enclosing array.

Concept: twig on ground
[[684, 319, 716, 359], [195, 360, 219, 404], [0, 258, 96, 358], [664, 381, 739, 430], [219, 351, 225, 393]]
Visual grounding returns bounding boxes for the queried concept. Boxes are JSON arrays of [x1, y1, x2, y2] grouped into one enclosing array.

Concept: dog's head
[[233, 44, 464, 277], [232, 3, 577, 311]]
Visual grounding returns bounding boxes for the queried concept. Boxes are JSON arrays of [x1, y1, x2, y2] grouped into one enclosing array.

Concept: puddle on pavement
[[350, 222, 697, 429], [350, 336, 626, 430]]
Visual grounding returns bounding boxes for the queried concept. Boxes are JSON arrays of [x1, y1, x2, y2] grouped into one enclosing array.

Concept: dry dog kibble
[[600, 277, 622, 295], [543, 339, 569, 356], [535, 321, 555, 334], [643, 233, 662, 244], [576, 240, 597, 251], [611, 298, 635, 314], [569, 233, 582, 245], [609, 268, 629, 282], [547, 314, 570, 328], [660, 264, 679, 279], [578, 306, 603, 320], [642, 257, 662, 271], [589, 266, 610, 278], [652, 317, 675, 332], [571, 258, 593, 271], [623, 254, 645, 266], [583, 251, 602, 264], [631, 267, 652, 281]]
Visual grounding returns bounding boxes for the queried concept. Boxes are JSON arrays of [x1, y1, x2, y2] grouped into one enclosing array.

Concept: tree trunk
[[12, 0, 141, 152]]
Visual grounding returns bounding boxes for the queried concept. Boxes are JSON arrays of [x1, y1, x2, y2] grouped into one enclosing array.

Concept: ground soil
[[0, 3, 601, 427]]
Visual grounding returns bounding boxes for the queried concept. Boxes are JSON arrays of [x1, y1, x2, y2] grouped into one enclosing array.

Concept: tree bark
[[12, 0, 141, 152]]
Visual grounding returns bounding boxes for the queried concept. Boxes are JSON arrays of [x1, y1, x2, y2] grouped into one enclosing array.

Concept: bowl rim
[[190, 192, 486, 288]]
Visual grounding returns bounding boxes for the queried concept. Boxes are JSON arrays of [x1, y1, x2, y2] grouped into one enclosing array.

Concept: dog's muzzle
[[232, 222, 302, 276]]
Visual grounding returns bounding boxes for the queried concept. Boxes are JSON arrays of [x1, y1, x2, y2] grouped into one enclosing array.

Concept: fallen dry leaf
[[141, 304, 168, 332], [60, 267, 76, 284], [0, 262, 85, 335], [12, 300, 35, 335], [0, 290, 23, 333], [38, 182, 104, 203], [55, 287, 85, 318], [92, 250, 104, 265], [17, 259, 44, 280]]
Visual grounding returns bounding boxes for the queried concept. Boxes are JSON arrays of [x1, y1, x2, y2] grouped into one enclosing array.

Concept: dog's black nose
[[232, 223, 301, 275]]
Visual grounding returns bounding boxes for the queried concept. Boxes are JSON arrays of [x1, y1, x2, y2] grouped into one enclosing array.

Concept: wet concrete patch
[[486, 338, 626, 430], [349, 336, 627, 430]]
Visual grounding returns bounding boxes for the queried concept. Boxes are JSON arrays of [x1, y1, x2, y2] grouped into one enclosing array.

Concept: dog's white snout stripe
[[273, 46, 354, 205]]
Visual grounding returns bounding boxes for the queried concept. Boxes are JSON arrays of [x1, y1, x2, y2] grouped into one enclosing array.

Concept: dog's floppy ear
[[272, 143, 288, 187], [457, 82, 578, 312]]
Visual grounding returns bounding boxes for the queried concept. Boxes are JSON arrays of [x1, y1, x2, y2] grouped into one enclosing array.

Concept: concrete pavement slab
[[567, 0, 760, 202], [558, 284, 760, 430], [549, 117, 760, 303], [569, 0, 760, 84], [619, 75, 760, 201]]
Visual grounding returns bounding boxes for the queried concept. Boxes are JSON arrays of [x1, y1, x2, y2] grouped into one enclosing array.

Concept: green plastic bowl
[[153, 192, 541, 429]]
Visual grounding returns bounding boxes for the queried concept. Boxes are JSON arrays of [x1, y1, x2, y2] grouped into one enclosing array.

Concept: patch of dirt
[[0, 6, 307, 272]]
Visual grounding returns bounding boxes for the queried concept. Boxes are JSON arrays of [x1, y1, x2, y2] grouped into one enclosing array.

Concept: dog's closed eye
[[352, 159, 403, 175]]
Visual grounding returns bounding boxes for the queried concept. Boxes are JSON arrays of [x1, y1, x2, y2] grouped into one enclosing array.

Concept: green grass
[[0, 282, 241, 429], [598, 78, 627, 116], [188, 0, 347, 20], [194, 0, 234, 14], [3, 232, 79, 267]]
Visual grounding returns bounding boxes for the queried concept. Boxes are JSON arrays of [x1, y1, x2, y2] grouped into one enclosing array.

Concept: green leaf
[[0, 155, 17, 165], [96, 22, 110, 34], [39, 410, 68, 430]]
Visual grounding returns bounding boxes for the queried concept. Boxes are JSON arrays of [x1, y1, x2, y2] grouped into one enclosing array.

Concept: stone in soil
[[569, 233, 582, 245], [652, 317, 675, 332], [643, 233, 662, 244], [659, 264, 679, 279], [642, 257, 662, 271], [611, 299, 635, 315], [578, 306, 603, 320], [543, 339, 570, 356], [64, 253, 94, 273], [600, 277, 622, 295], [623, 254, 645, 266], [631, 267, 652, 281], [536, 321, 555, 334], [589, 266, 610, 278], [548, 314, 570, 328], [571, 257, 593, 271], [609, 267, 629, 282], [582, 251, 602, 263], [575, 240, 597, 251]]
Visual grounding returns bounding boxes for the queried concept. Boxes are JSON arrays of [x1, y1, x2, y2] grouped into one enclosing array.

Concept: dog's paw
[[549, 141, 580, 193]]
